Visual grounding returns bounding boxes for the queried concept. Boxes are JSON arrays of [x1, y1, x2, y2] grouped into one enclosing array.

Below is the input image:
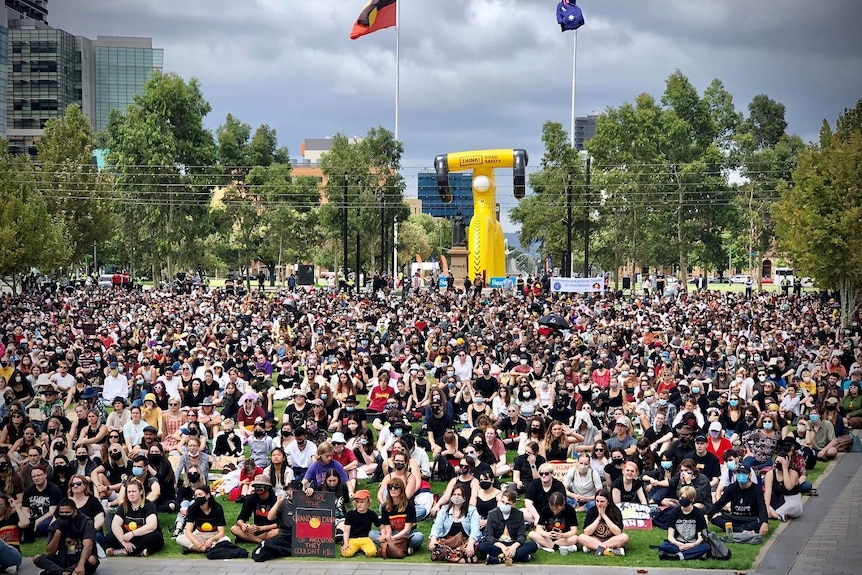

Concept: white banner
[[550, 276, 605, 293]]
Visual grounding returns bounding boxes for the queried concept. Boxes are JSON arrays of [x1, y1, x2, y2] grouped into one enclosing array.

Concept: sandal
[[807, 488, 818, 496]]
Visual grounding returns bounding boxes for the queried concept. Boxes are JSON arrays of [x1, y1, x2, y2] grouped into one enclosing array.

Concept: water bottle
[[725, 522, 733, 538]]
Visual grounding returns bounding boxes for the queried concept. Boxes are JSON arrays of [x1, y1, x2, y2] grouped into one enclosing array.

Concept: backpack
[[252, 532, 293, 562], [650, 506, 675, 530], [205, 539, 250, 560], [432, 453, 456, 482], [701, 528, 731, 560]]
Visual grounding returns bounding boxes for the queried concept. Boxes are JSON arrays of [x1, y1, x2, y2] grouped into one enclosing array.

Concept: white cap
[[709, 421, 722, 432]]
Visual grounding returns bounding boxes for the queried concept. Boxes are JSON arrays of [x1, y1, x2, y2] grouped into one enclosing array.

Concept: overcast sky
[[50, 0, 862, 228]]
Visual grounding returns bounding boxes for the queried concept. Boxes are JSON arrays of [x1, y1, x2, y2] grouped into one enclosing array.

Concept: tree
[[587, 72, 737, 285], [774, 100, 862, 326], [509, 121, 583, 274], [0, 147, 70, 293], [319, 128, 409, 273], [735, 94, 804, 286], [102, 71, 216, 281], [37, 104, 115, 266]]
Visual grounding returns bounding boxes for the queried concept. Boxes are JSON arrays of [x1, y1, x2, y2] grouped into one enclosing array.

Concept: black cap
[[695, 434, 707, 442], [344, 395, 358, 404]]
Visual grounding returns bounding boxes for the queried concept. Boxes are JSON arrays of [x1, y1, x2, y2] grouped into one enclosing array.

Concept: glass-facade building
[[417, 172, 474, 220], [3, 0, 163, 155], [94, 41, 163, 131]]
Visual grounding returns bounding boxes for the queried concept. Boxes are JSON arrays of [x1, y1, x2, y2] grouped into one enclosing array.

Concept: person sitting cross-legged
[[341, 490, 380, 558], [658, 486, 711, 561], [105, 479, 164, 557], [478, 489, 538, 565], [528, 491, 580, 554], [577, 488, 629, 557], [230, 474, 280, 544]]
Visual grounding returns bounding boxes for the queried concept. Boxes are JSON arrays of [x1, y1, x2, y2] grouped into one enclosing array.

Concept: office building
[[417, 171, 473, 220], [3, 1, 163, 154], [574, 114, 598, 151]]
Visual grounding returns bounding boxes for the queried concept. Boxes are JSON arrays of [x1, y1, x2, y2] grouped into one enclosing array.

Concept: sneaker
[[407, 546, 414, 556], [603, 547, 616, 557], [172, 524, 184, 537], [582, 545, 590, 553], [107, 548, 127, 557], [611, 548, 625, 557], [658, 550, 679, 561], [486, 555, 500, 565], [595, 546, 606, 556], [540, 546, 556, 553], [777, 512, 786, 522], [5, 566, 17, 574]]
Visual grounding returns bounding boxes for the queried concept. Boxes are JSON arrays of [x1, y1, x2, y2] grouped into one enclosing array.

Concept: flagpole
[[570, 29, 577, 148], [395, 0, 400, 141]]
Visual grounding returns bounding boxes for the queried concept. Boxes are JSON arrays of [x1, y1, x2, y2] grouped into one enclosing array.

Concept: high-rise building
[[417, 172, 473, 220], [3, 1, 163, 154], [574, 114, 598, 151]]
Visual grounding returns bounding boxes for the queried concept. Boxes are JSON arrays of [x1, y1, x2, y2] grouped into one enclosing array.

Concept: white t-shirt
[[51, 372, 76, 392]]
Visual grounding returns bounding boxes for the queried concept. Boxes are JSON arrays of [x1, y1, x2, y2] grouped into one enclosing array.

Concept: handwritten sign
[[292, 491, 336, 558], [551, 462, 574, 482], [619, 502, 653, 530]]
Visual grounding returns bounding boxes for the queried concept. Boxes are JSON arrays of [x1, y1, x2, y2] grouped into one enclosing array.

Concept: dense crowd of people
[[0, 277, 859, 570]]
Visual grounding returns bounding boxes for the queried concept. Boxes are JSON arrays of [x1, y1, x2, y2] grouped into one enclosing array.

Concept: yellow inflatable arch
[[434, 149, 528, 282]]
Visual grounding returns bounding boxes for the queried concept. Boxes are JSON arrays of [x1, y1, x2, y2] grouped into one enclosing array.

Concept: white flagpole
[[395, 0, 401, 141], [570, 29, 578, 148]]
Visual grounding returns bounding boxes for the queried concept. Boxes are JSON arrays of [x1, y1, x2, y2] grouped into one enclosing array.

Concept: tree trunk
[[839, 279, 859, 328], [678, 183, 688, 287]]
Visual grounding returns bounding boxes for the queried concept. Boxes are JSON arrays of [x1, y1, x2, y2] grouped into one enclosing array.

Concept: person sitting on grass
[[528, 491, 579, 554], [105, 479, 163, 557], [428, 485, 480, 563], [706, 463, 769, 536], [370, 477, 424, 554], [32, 498, 99, 575], [478, 489, 537, 565], [341, 489, 380, 558], [170, 465, 207, 537], [658, 485, 711, 561], [175, 484, 229, 554], [230, 474, 280, 544], [578, 488, 629, 557]]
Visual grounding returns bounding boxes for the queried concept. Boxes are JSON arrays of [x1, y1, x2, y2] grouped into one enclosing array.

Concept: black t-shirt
[[116, 500, 158, 534], [684, 450, 722, 481], [379, 500, 417, 533], [46, 513, 96, 560], [186, 502, 227, 532], [513, 453, 546, 482], [76, 496, 105, 532], [604, 462, 624, 486], [237, 491, 277, 526], [473, 376, 499, 398], [284, 403, 311, 429], [525, 478, 566, 513], [345, 508, 380, 538], [643, 424, 673, 444], [23, 483, 62, 519], [668, 505, 707, 543], [611, 477, 644, 503], [428, 412, 455, 443], [498, 417, 527, 449], [538, 504, 578, 533]]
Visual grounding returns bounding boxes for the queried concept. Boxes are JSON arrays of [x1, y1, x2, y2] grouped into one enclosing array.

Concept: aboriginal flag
[[350, 0, 397, 40], [557, 0, 585, 32]]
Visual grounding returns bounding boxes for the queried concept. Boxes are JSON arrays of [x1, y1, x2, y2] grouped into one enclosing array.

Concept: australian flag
[[557, 0, 585, 32]]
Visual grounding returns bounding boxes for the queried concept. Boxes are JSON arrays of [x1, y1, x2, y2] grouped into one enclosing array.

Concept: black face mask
[[479, 480, 493, 490], [0, 463, 8, 473], [254, 430, 264, 438], [110, 451, 123, 461], [188, 473, 201, 483], [148, 454, 162, 467], [76, 454, 88, 462], [612, 458, 624, 465], [531, 427, 541, 433], [56, 442, 66, 451], [394, 462, 406, 471], [460, 465, 470, 475], [195, 496, 207, 507]]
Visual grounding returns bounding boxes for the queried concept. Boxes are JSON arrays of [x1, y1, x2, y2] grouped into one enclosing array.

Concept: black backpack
[[205, 540, 249, 560]]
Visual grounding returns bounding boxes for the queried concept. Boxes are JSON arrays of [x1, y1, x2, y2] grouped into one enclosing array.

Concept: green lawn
[[19, 394, 833, 569]]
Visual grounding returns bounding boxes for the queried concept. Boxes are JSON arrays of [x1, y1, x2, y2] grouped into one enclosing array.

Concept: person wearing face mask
[[516, 385, 539, 419], [808, 406, 839, 460], [563, 454, 601, 512], [658, 485, 711, 561], [706, 463, 769, 537], [479, 490, 537, 565], [432, 457, 480, 518], [426, 399, 455, 459], [740, 413, 779, 469], [175, 485, 229, 553], [705, 420, 732, 461], [32, 499, 99, 575], [428, 485, 481, 563], [246, 421, 274, 468]]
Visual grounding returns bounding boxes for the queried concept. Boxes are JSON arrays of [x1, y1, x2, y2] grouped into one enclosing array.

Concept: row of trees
[[0, 72, 453, 291], [511, 70, 860, 324]]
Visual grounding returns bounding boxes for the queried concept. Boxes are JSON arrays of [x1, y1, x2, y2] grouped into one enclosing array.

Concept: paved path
[[753, 451, 861, 575], [21, 454, 860, 575]]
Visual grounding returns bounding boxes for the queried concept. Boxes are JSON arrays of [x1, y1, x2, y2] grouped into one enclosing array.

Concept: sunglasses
[[389, 485, 402, 491], [539, 472, 552, 477], [70, 482, 84, 487], [594, 448, 605, 452]]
